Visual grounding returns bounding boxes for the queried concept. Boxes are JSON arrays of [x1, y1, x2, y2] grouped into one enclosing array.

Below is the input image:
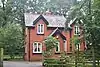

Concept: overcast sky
[[77, 0, 82, 1]]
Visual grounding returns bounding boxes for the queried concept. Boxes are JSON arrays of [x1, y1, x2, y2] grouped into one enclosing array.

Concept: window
[[55, 42, 60, 52], [74, 25, 80, 35], [76, 44, 80, 50], [33, 42, 42, 53], [37, 24, 44, 34]]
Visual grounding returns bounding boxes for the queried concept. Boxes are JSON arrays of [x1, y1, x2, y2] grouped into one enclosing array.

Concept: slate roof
[[24, 13, 66, 27]]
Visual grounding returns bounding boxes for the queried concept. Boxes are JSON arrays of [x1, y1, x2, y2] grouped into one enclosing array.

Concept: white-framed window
[[55, 42, 60, 52], [76, 44, 80, 50], [64, 40, 67, 51], [37, 24, 44, 34], [74, 25, 80, 35], [33, 42, 42, 53]]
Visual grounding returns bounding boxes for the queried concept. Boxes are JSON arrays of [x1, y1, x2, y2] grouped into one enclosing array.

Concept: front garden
[[42, 36, 100, 67], [43, 52, 100, 67]]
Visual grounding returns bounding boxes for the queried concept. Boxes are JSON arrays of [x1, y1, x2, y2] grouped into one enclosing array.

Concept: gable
[[68, 17, 83, 27], [33, 15, 49, 25], [49, 28, 66, 40]]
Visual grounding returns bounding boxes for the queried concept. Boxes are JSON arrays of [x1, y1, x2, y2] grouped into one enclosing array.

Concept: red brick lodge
[[24, 13, 86, 61]]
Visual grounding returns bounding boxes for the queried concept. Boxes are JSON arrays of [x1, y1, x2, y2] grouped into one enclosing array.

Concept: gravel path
[[3, 61, 42, 67]]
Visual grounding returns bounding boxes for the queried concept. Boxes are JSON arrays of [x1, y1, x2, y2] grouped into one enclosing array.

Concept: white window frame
[[37, 24, 44, 34], [33, 42, 42, 53], [74, 25, 80, 35], [76, 44, 80, 50], [55, 42, 60, 52]]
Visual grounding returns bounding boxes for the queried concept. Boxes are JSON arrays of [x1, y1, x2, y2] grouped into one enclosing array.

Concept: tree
[[43, 36, 58, 58], [0, 0, 14, 27], [85, 0, 100, 67], [64, 0, 100, 67], [13, 0, 76, 14], [0, 23, 23, 59], [71, 35, 80, 67]]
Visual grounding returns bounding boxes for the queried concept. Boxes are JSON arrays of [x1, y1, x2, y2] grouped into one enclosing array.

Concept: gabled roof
[[68, 17, 83, 27], [33, 15, 49, 25], [24, 13, 66, 27], [49, 28, 66, 40]]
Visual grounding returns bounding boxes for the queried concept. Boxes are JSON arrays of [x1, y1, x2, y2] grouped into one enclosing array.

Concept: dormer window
[[74, 25, 80, 35], [37, 24, 44, 34]]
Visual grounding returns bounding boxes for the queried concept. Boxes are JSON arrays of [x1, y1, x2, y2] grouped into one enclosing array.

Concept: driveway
[[3, 61, 42, 67]]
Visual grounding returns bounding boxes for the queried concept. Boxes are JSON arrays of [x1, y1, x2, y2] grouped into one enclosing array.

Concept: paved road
[[3, 61, 42, 67]]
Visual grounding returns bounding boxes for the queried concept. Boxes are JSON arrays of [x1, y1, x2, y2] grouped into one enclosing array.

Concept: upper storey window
[[74, 25, 80, 35], [37, 24, 44, 34]]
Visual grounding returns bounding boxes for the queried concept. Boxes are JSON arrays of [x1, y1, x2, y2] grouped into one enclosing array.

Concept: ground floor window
[[55, 42, 60, 52], [76, 44, 80, 50], [33, 42, 42, 53]]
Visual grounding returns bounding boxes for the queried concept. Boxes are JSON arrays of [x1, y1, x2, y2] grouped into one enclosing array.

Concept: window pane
[[34, 43, 37, 52], [38, 25, 40, 33], [56, 42, 60, 52], [75, 26, 77, 34], [76, 44, 80, 50], [76, 26, 78, 34], [41, 25, 43, 33], [56, 45, 58, 51], [38, 43, 41, 52]]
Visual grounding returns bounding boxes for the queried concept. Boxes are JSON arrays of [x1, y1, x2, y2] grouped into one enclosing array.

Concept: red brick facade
[[24, 14, 86, 61]]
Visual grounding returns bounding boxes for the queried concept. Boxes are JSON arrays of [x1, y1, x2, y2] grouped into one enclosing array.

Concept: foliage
[[43, 58, 66, 67], [67, 0, 100, 67], [0, 23, 23, 58], [44, 36, 58, 51], [0, 0, 14, 27], [43, 36, 58, 57], [71, 35, 80, 46], [12, 0, 76, 14]]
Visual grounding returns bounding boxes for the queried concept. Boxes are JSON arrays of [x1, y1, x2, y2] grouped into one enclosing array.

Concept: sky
[[77, 0, 82, 1]]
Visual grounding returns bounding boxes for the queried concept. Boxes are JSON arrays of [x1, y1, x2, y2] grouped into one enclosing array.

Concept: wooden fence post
[[0, 48, 3, 67]]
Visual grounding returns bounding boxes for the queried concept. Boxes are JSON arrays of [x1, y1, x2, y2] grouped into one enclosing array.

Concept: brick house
[[24, 13, 86, 61]]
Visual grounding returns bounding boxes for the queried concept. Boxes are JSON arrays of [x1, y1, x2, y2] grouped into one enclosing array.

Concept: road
[[3, 61, 42, 67]]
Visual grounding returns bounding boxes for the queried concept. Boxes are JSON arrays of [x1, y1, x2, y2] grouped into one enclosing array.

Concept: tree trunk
[[92, 46, 96, 67], [0, 48, 3, 67]]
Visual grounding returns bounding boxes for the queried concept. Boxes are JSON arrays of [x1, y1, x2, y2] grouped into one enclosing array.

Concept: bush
[[43, 58, 67, 67]]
